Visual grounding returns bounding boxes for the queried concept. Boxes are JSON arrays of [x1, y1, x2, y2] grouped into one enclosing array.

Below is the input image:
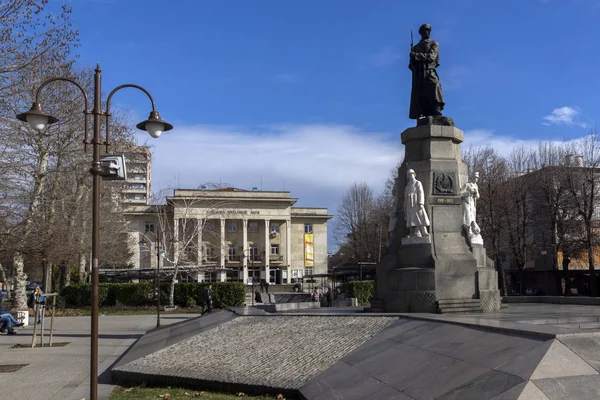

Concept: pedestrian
[[201, 284, 213, 315], [33, 286, 45, 323], [265, 280, 270, 294], [0, 313, 24, 335], [254, 290, 263, 303], [260, 279, 265, 293], [326, 287, 333, 307]]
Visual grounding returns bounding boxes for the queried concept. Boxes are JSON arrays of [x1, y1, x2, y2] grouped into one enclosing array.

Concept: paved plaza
[[0, 313, 194, 400], [113, 304, 600, 400], [3, 304, 600, 399]]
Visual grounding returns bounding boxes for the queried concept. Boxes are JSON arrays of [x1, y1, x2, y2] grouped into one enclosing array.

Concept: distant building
[[499, 155, 600, 295], [120, 145, 151, 206], [124, 188, 332, 284]]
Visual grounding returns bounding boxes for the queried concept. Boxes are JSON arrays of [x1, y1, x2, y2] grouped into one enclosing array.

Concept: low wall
[[260, 301, 321, 313], [503, 296, 600, 306]]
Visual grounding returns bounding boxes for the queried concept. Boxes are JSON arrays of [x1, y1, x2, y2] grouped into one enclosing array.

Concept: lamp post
[[16, 65, 172, 400], [156, 229, 164, 329]]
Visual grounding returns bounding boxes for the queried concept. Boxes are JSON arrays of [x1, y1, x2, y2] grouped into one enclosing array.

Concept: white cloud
[[462, 129, 542, 156], [138, 124, 402, 232], [139, 123, 593, 251], [542, 106, 589, 128]]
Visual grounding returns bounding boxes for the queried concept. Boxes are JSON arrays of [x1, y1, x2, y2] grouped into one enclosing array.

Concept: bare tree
[[565, 130, 600, 296], [463, 146, 510, 295], [152, 186, 243, 306], [333, 182, 378, 265]]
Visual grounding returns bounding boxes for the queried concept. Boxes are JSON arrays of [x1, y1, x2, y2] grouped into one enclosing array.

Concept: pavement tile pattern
[[112, 307, 600, 399], [113, 316, 397, 390], [301, 317, 600, 400]]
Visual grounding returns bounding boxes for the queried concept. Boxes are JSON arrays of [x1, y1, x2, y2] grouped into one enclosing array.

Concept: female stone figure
[[404, 169, 430, 237], [461, 172, 482, 243]]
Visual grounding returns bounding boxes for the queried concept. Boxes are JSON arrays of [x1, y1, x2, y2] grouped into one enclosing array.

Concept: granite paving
[[110, 305, 600, 399], [113, 315, 397, 391]]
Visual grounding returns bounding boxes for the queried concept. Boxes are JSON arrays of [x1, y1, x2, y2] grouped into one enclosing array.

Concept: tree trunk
[[169, 276, 176, 307], [61, 263, 71, 289], [587, 224, 597, 297], [0, 262, 11, 300], [12, 252, 28, 311], [42, 261, 52, 294], [78, 253, 87, 284]]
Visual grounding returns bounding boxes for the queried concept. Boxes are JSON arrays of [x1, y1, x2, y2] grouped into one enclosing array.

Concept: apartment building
[[120, 145, 151, 206]]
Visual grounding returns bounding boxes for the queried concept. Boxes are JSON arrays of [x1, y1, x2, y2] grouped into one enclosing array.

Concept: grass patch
[[109, 386, 285, 400], [52, 306, 202, 317]]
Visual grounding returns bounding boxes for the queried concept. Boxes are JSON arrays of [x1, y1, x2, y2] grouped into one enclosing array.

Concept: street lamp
[[16, 64, 172, 400], [156, 229, 166, 329]]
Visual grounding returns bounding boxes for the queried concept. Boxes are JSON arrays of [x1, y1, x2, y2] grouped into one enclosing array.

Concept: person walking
[[201, 284, 213, 315], [32, 286, 45, 323]]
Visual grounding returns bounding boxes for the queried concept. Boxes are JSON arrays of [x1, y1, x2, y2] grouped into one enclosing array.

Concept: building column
[[264, 219, 270, 283], [242, 219, 248, 284], [220, 218, 226, 282], [196, 219, 203, 266], [196, 219, 203, 282], [286, 219, 292, 284], [173, 218, 180, 264]]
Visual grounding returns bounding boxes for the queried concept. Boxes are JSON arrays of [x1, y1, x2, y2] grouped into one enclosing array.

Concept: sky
[[66, 0, 600, 251]]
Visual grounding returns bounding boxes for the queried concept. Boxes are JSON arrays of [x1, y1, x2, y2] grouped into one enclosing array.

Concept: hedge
[[60, 282, 245, 308], [346, 280, 375, 305]]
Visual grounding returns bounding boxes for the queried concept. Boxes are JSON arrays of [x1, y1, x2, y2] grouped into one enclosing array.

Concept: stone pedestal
[[376, 124, 501, 313]]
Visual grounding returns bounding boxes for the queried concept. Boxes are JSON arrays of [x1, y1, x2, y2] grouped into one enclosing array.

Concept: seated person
[[0, 312, 23, 335]]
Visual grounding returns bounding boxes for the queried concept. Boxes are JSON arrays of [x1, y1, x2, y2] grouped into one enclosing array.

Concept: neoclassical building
[[124, 188, 332, 284]]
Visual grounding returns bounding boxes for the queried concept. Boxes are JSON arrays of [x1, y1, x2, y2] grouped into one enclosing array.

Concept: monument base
[[376, 124, 501, 313]]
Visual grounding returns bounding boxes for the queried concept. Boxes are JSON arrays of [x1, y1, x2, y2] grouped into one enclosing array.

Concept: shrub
[[59, 282, 245, 308], [212, 282, 245, 308], [346, 280, 375, 305], [61, 284, 109, 307]]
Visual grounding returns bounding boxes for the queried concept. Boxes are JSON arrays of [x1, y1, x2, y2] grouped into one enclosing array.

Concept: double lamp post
[[16, 64, 173, 400]]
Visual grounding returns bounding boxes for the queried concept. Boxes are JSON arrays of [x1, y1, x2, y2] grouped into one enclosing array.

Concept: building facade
[[120, 145, 151, 206], [124, 188, 332, 284]]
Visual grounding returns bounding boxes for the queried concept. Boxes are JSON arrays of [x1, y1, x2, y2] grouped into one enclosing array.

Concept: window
[[304, 223, 313, 234], [250, 244, 259, 261], [292, 269, 303, 278], [305, 267, 314, 276], [270, 244, 280, 255], [203, 245, 214, 261], [270, 222, 280, 234], [228, 244, 236, 260], [228, 222, 237, 232], [206, 222, 215, 231], [144, 222, 155, 233], [248, 221, 259, 233]]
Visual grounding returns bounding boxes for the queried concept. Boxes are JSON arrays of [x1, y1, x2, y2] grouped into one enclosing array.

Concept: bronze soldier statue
[[409, 24, 445, 120]]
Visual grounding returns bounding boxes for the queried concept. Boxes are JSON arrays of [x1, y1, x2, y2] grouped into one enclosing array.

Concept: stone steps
[[438, 299, 482, 314]]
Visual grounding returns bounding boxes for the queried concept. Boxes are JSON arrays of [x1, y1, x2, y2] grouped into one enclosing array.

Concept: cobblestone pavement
[[0, 314, 194, 400], [116, 316, 398, 389]]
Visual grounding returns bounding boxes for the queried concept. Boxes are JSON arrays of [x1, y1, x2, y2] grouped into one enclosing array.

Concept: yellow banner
[[304, 233, 314, 267]]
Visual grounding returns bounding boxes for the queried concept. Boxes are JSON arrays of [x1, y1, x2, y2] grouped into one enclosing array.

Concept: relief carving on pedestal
[[433, 172, 455, 195]]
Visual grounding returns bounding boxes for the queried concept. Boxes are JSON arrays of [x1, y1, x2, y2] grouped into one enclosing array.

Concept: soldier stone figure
[[409, 24, 445, 119]]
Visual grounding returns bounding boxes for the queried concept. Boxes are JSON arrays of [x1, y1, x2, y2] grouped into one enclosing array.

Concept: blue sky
[[68, 0, 600, 250]]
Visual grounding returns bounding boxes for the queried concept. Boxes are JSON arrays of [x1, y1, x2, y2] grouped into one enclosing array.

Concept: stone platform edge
[[111, 370, 298, 399], [229, 309, 562, 339], [503, 296, 600, 306]]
